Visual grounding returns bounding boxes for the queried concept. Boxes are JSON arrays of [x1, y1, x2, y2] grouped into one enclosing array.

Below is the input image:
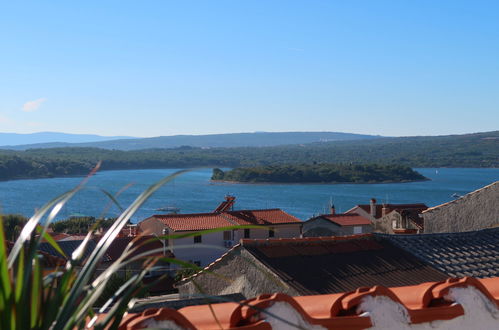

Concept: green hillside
[[0, 131, 497, 181]]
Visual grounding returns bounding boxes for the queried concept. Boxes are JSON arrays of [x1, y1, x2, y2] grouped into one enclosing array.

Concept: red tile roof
[[144, 209, 301, 232], [117, 276, 499, 329], [320, 213, 371, 226], [223, 209, 302, 226], [146, 213, 234, 231]]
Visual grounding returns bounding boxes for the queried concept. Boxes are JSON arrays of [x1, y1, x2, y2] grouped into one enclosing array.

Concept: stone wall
[[373, 212, 399, 233], [176, 246, 299, 299], [375, 212, 421, 234], [423, 181, 499, 233]]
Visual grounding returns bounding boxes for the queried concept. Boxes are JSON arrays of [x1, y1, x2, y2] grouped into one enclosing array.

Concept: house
[[117, 276, 499, 329], [423, 181, 499, 233], [177, 227, 499, 299], [38, 236, 174, 280], [346, 198, 428, 233], [176, 235, 448, 299], [6, 240, 65, 277], [137, 196, 302, 267], [303, 205, 372, 237]]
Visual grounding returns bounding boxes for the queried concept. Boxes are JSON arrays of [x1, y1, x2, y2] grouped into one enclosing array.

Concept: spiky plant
[[0, 168, 196, 329]]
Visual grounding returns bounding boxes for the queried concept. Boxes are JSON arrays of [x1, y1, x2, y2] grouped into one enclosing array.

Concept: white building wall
[[168, 231, 230, 267], [138, 220, 301, 267], [233, 224, 302, 241]]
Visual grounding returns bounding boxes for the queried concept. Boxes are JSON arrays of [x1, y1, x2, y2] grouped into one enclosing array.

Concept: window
[[223, 231, 231, 240], [353, 226, 362, 234], [268, 229, 275, 238], [194, 235, 202, 243], [244, 229, 250, 238]]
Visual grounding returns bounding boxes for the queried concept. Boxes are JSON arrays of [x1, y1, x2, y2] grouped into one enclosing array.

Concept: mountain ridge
[[1, 131, 381, 150], [0, 132, 136, 146]]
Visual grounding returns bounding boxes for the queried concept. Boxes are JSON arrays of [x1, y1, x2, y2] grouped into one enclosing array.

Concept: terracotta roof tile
[[116, 276, 499, 329], [146, 213, 234, 231], [144, 209, 301, 232], [320, 213, 371, 226], [223, 209, 302, 226]]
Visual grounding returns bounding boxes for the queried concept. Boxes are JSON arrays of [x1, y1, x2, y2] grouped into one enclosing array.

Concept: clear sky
[[0, 1, 498, 137]]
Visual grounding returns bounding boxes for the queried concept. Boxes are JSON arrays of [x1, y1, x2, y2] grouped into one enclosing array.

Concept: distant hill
[[1, 131, 381, 150], [0, 130, 497, 181], [0, 132, 136, 147]]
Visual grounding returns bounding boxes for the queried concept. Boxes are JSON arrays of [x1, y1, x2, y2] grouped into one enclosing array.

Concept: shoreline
[[210, 178, 431, 185], [1, 166, 497, 183]]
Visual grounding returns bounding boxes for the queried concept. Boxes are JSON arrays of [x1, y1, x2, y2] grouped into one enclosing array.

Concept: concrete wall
[[423, 181, 499, 233], [169, 231, 231, 267], [233, 224, 302, 241], [177, 247, 300, 299]]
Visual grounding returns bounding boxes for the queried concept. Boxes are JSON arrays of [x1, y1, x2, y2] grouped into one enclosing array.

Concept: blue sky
[[0, 1, 498, 137]]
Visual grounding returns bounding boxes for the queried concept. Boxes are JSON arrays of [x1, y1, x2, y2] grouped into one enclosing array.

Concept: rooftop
[[378, 227, 499, 278], [145, 213, 233, 232], [223, 209, 302, 226], [215, 235, 448, 295], [318, 213, 371, 226], [144, 208, 301, 232], [38, 236, 171, 263], [423, 180, 498, 213], [117, 276, 499, 329]]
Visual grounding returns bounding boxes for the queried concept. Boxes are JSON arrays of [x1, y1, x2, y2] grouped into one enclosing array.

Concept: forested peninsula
[[0, 131, 497, 181], [211, 164, 428, 184]]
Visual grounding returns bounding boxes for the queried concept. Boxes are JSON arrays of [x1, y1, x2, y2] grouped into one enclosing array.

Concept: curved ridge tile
[[115, 276, 499, 329], [179, 302, 241, 329], [478, 277, 499, 303], [119, 308, 195, 330], [432, 277, 497, 306], [341, 286, 403, 311]]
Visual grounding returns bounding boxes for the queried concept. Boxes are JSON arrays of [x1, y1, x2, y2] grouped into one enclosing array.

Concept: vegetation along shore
[[211, 164, 428, 184], [0, 130, 497, 181]]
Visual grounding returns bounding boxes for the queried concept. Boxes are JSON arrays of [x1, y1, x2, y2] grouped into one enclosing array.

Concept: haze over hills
[[0, 132, 136, 146], [1, 131, 381, 150]]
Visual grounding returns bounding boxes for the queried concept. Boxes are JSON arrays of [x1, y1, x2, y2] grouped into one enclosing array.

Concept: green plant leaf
[[36, 225, 67, 259]]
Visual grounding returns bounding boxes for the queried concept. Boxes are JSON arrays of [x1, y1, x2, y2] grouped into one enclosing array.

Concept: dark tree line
[[212, 164, 428, 183]]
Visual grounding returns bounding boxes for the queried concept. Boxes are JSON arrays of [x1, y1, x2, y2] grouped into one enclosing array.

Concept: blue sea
[[0, 168, 497, 222]]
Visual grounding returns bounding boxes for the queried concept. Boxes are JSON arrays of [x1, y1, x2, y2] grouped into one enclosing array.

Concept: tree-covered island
[[211, 164, 428, 184]]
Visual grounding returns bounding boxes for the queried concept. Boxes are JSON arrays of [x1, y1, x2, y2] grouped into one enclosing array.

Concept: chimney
[[382, 204, 389, 217], [330, 204, 335, 215], [370, 198, 377, 218]]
